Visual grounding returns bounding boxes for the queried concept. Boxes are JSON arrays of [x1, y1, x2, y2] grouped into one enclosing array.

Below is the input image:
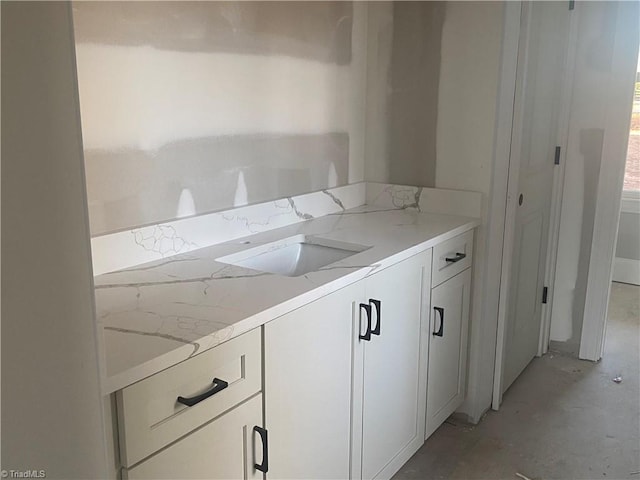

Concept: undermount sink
[[217, 235, 371, 277]]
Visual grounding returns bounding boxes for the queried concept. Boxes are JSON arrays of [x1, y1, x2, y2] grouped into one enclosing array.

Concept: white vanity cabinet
[[116, 329, 266, 479], [123, 394, 264, 480], [425, 231, 473, 439], [264, 282, 364, 479], [263, 250, 433, 480], [352, 249, 432, 480], [110, 227, 476, 480]]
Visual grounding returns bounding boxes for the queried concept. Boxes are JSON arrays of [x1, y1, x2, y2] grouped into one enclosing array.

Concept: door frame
[[538, 1, 580, 357], [491, 1, 578, 410], [578, 2, 639, 361]]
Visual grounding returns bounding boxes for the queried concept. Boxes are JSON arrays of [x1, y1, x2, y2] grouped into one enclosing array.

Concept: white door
[[264, 283, 363, 480], [124, 394, 263, 480], [501, 1, 571, 393], [354, 251, 430, 480]]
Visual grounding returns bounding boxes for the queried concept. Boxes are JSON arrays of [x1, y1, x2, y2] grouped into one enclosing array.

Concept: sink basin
[[217, 235, 371, 277]]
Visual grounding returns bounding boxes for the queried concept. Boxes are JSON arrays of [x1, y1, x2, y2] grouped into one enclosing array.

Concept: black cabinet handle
[[445, 252, 466, 263], [433, 307, 444, 337], [369, 299, 381, 336], [176, 378, 228, 407], [359, 303, 372, 341], [254, 426, 269, 473]]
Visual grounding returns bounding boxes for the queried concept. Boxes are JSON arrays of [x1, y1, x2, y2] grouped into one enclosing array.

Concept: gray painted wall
[[1, 2, 107, 477]]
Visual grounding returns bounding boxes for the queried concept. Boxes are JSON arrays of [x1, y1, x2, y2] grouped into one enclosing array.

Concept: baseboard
[[612, 257, 640, 286]]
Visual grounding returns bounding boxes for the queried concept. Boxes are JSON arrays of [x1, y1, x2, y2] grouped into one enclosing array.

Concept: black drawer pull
[[359, 303, 372, 341], [370, 299, 381, 336], [433, 307, 444, 337], [445, 252, 466, 263], [254, 426, 269, 473], [176, 378, 228, 407]]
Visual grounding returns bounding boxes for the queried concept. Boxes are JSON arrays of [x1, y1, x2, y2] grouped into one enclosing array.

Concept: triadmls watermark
[[1, 470, 46, 479]]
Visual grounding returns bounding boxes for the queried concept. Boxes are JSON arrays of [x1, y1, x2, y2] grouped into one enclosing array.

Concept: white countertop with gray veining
[[96, 203, 479, 394]]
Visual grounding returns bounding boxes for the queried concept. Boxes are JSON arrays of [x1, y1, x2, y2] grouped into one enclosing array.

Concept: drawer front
[[123, 394, 264, 480], [432, 230, 474, 287], [117, 328, 262, 467]]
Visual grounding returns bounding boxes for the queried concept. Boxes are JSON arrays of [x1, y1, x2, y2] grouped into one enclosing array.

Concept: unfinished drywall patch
[[387, 1, 445, 187], [74, 2, 367, 235], [364, 1, 445, 187], [363, 2, 394, 183]]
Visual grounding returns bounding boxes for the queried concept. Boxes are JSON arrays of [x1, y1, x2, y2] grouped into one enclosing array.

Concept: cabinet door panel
[[265, 282, 363, 480], [426, 268, 471, 438], [360, 251, 431, 480], [124, 394, 263, 480]]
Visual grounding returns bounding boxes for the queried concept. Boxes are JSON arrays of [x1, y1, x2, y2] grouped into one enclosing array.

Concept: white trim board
[[612, 257, 640, 286], [621, 191, 640, 214]]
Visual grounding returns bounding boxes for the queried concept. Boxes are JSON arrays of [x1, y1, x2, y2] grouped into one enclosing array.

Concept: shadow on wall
[[570, 128, 604, 348]]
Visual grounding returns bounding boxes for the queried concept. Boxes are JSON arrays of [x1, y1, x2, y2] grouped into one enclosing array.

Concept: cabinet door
[[355, 250, 432, 480], [264, 282, 363, 480], [124, 394, 264, 480], [426, 268, 471, 438]]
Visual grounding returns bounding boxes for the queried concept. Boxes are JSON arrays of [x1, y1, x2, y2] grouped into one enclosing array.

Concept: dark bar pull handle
[[369, 299, 381, 336], [177, 378, 229, 407], [359, 303, 372, 341], [254, 426, 269, 473], [445, 252, 466, 263], [433, 307, 444, 337]]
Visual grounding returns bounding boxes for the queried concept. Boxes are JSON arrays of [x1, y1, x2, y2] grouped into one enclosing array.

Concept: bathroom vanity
[[94, 183, 479, 480]]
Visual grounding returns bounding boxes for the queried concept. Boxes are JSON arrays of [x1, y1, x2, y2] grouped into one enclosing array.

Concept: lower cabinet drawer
[[117, 328, 262, 467], [123, 394, 264, 480]]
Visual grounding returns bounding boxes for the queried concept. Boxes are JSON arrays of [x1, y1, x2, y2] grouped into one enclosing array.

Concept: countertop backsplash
[[90, 183, 482, 276]]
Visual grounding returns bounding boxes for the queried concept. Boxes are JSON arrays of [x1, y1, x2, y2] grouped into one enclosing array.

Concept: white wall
[[1, 2, 107, 477], [551, 1, 640, 346], [434, 1, 506, 422]]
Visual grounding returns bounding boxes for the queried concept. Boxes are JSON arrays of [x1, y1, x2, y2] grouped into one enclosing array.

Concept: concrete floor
[[395, 282, 640, 480]]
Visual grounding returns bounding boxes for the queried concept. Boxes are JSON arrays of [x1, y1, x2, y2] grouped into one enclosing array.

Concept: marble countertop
[[96, 204, 479, 393]]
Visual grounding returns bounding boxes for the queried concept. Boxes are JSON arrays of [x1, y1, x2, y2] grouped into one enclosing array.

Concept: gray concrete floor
[[395, 282, 640, 480]]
